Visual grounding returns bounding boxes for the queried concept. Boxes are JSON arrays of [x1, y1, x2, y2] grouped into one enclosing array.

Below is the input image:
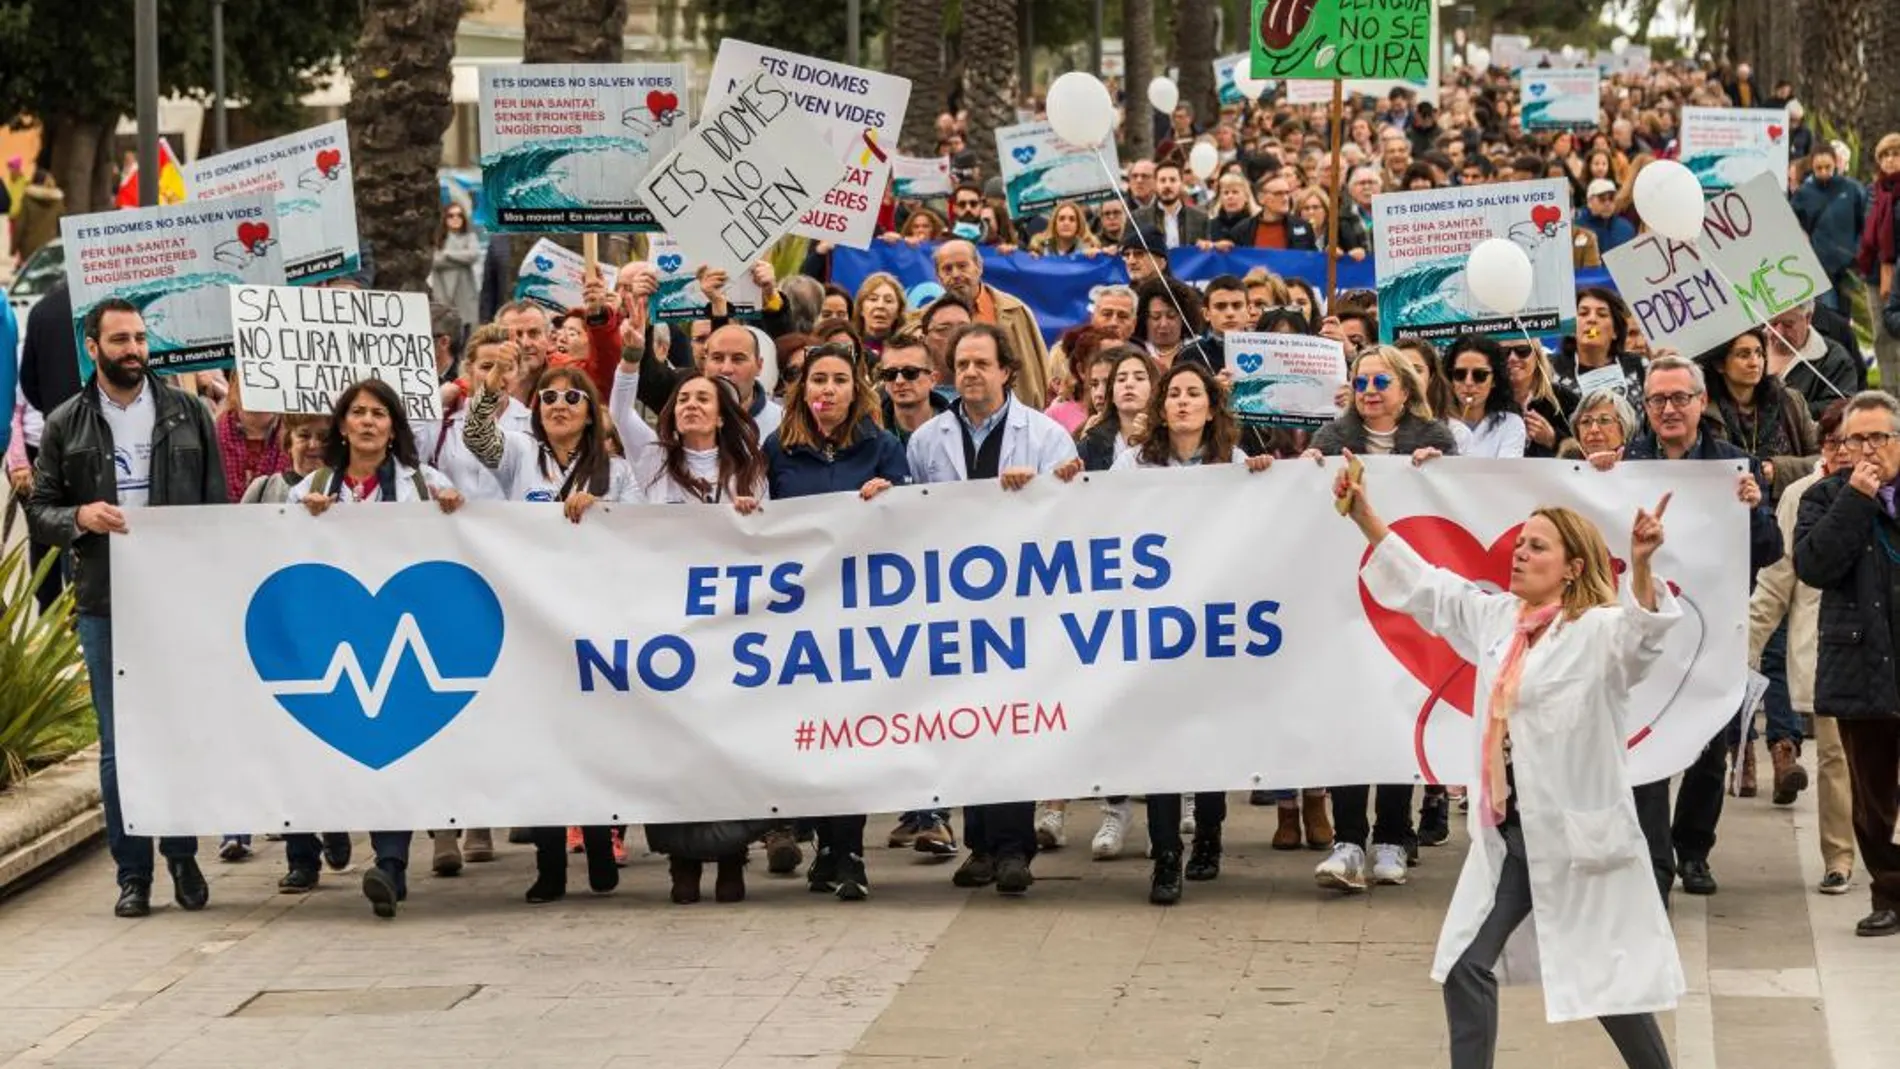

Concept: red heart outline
[[1530, 204, 1562, 230], [646, 90, 680, 118], [315, 148, 342, 175], [237, 221, 271, 250]]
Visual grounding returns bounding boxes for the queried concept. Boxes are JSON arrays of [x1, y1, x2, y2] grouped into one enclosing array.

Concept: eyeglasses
[[538, 388, 585, 407], [1577, 415, 1623, 431], [1451, 367, 1492, 384], [954, 198, 982, 210], [1643, 391, 1702, 411], [1843, 432, 1898, 451], [805, 342, 858, 361], [878, 366, 930, 382], [1353, 373, 1393, 393], [781, 362, 805, 384], [1502, 345, 1535, 360], [1822, 436, 1845, 450]]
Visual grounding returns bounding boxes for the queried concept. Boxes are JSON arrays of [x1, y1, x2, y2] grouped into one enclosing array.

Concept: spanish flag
[[115, 138, 188, 207]]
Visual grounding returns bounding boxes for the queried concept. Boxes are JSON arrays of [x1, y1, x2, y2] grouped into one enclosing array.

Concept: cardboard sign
[[1603, 173, 1830, 358], [1520, 69, 1599, 130], [891, 155, 953, 200], [1225, 331, 1347, 429], [513, 238, 587, 314], [59, 193, 285, 377], [639, 69, 846, 276], [995, 121, 1121, 218], [646, 232, 763, 322], [1680, 106, 1792, 192], [231, 284, 438, 421], [705, 41, 911, 250], [1251, 0, 1435, 83], [185, 121, 360, 284], [478, 63, 690, 231], [1371, 178, 1577, 342]]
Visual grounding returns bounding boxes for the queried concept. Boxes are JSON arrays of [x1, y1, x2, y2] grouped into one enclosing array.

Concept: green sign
[[1250, 0, 1434, 82]]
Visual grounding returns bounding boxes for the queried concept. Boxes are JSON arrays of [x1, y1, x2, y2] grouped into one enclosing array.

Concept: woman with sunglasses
[[763, 341, 911, 902], [1443, 335, 1527, 458], [1502, 340, 1578, 458], [291, 379, 465, 919]]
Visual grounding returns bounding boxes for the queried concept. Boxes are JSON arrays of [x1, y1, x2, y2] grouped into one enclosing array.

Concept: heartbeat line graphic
[[265, 614, 486, 718]]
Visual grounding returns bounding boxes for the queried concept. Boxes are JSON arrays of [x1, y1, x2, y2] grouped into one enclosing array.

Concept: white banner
[[231, 285, 438, 421], [1680, 106, 1792, 192], [1520, 69, 1600, 129], [185, 120, 360, 284], [1603, 173, 1830, 358], [996, 121, 1121, 218], [111, 461, 1748, 836]]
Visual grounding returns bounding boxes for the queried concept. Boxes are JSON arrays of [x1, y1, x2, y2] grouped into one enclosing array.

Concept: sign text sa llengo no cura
[[230, 284, 439, 421]]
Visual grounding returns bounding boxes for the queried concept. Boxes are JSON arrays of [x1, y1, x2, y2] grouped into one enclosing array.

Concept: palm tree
[[961, 0, 1018, 185], [1863, 0, 1900, 151], [1123, 0, 1154, 163], [892, 0, 947, 155], [345, 0, 461, 295], [1172, 0, 1216, 133], [525, 0, 628, 62]]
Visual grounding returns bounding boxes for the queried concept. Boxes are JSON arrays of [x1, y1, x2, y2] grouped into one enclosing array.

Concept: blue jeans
[[76, 614, 197, 888], [1758, 623, 1802, 746]]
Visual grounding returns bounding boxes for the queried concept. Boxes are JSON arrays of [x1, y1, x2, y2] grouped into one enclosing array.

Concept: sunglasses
[[878, 366, 930, 382], [805, 342, 857, 360], [538, 388, 586, 407], [1353, 373, 1393, 393], [1451, 367, 1491, 384], [1501, 345, 1535, 360]]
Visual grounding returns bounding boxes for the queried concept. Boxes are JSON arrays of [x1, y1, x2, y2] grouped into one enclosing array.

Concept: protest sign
[[1680, 106, 1792, 192], [646, 232, 763, 322], [231, 284, 438, 421], [638, 69, 845, 277], [1371, 178, 1577, 342], [1215, 52, 1273, 105], [513, 238, 588, 313], [114, 460, 1745, 833], [60, 193, 285, 377], [1616, 45, 1651, 76], [1251, 0, 1435, 82], [706, 41, 912, 250], [1519, 68, 1600, 129], [891, 155, 953, 200], [1489, 33, 1533, 70], [186, 120, 360, 284], [1603, 172, 1830, 358], [478, 63, 689, 231], [996, 121, 1122, 218], [1224, 331, 1347, 429]]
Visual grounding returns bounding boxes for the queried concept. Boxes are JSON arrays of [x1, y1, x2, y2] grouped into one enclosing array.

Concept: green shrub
[[0, 541, 95, 788]]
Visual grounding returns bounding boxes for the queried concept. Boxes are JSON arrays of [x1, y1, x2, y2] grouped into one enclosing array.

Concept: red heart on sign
[[647, 90, 679, 118], [1258, 0, 1319, 50], [315, 148, 342, 175], [1767, 124, 1784, 141], [1531, 204, 1562, 230], [237, 221, 271, 251]]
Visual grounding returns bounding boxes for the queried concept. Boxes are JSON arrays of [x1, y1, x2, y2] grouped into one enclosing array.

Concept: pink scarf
[[1480, 603, 1562, 827]]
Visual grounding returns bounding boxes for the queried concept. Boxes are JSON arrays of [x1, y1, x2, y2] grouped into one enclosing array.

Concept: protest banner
[[706, 41, 912, 250], [112, 459, 1744, 834], [513, 238, 588, 313], [1251, 0, 1435, 82], [891, 155, 953, 200], [478, 63, 690, 231], [646, 232, 762, 322], [638, 69, 845, 277], [996, 121, 1122, 218], [59, 193, 285, 378], [1679, 105, 1792, 192], [1224, 331, 1347, 429], [1489, 33, 1533, 70], [1519, 68, 1600, 130], [230, 284, 437, 422], [1616, 45, 1652, 76], [1603, 172, 1830, 358], [1215, 52, 1272, 106], [185, 120, 360, 284], [1371, 178, 1577, 342]]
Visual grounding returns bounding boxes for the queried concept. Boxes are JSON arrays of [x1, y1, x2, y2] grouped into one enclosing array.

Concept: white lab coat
[[1360, 535, 1686, 1024], [905, 400, 1079, 483], [415, 397, 533, 501]]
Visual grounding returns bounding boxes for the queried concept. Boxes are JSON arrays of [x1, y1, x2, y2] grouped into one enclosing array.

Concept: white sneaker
[[1034, 804, 1067, 849], [1316, 843, 1367, 892], [1181, 793, 1197, 837], [1092, 801, 1132, 860], [1370, 842, 1408, 885]]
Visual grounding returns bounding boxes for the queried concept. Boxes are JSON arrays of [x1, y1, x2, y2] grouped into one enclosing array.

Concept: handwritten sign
[[478, 63, 690, 231], [1519, 69, 1599, 130], [1251, 0, 1435, 83], [59, 193, 285, 377], [1603, 173, 1829, 358], [705, 41, 911, 250], [646, 232, 763, 322], [513, 238, 587, 314], [639, 69, 845, 276], [1225, 331, 1347, 429], [996, 121, 1121, 218], [1680, 106, 1792, 192], [185, 121, 359, 284], [1370, 179, 1576, 342], [231, 284, 438, 421]]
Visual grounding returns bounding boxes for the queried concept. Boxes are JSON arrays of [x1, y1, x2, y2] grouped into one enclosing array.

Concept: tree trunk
[[1862, 0, 1900, 158], [1173, 0, 1216, 132], [892, 0, 947, 156], [47, 117, 105, 217], [961, 0, 1018, 186], [523, 0, 627, 62], [346, 0, 460, 295], [1123, 0, 1154, 162], [1808, 0, 1871, 144]]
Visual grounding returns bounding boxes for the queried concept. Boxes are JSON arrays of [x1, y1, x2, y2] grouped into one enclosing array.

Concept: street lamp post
[[213, 0, 229, 154], [846, 0, 860, 66], [135, 0, 159, 206]]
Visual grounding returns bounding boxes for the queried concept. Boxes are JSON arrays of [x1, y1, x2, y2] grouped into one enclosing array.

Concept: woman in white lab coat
[[1332, 449, 1683, 1069]]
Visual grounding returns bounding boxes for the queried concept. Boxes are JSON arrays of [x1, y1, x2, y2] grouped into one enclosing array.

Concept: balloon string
[[1093, 146, 1196, 344]]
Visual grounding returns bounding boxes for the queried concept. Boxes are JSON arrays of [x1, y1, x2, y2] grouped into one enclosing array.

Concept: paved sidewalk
[[0, 761, 1892, 1068]]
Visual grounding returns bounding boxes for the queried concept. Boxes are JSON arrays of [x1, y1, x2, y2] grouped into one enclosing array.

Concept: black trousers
[[21, 444, 67, 612], [813, 814, 868, 857], [531, 825, 613, 877], [962, 802, 1038, 861], [1633, 729, 1729, 899], [1838, 718, 1900, 913], [1330, 783, 1415, 848], [1145, 792, 1227, 856]]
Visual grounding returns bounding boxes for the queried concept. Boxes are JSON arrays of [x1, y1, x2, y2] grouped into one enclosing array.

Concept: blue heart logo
[[1235, 352, 1264, 374], [657, 253, 684, 272], [1012, 145, 1037, 165], [533, 255, 554, 272], [1528, 83, 1547, 97], [245, 562, 504, 770]]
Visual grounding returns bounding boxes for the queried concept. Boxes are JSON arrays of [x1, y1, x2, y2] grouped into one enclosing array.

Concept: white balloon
[[1187, 141, 1220, 181], [1147, 76, 1179, 115], [1465, 239, 1534, 316], [1633, 160, 1706, 242], [1046, 71, 1117, 149], [1232, 68, 1268, 102]]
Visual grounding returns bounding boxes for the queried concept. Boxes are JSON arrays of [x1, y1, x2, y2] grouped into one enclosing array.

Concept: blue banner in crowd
[[832, 243, 1616, 345]]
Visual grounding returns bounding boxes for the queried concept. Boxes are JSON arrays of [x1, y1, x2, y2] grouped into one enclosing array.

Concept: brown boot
[[1770, 739, 1808, 806], [1273, 804, 1304, 850], [714, 856, 746, 903], [668, 857, 703, 904], [1301, 790, 1334, 850], [1738, 741, 1759, 798]]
